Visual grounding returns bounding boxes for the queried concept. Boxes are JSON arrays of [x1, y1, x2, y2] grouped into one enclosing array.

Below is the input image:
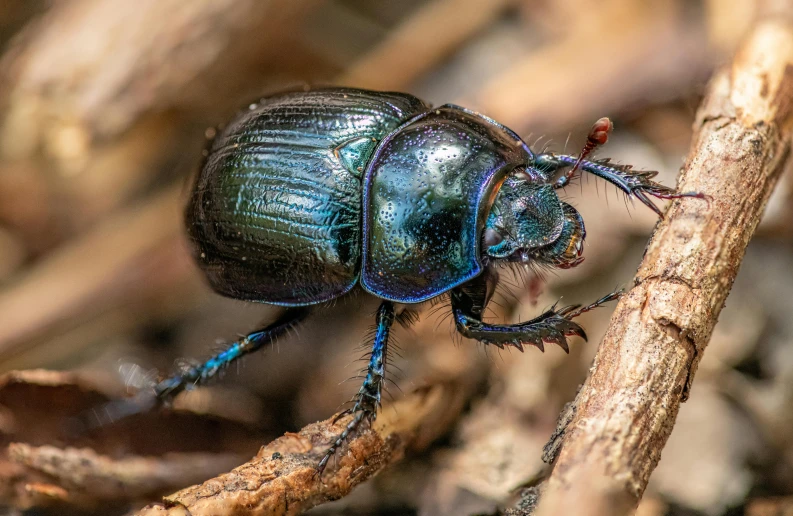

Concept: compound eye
[[483, 228, 504, 247]]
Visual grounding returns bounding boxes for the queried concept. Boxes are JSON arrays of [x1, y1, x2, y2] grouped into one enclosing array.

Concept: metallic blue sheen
[[357, 302, 393, 411], [186, 88, 429, 306], [316, 301, 394, 473], [103, 88, 678, 465], [360, 106, 532, 303]]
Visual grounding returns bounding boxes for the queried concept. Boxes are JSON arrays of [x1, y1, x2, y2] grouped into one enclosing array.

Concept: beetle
[[124, 88, 699, 472]]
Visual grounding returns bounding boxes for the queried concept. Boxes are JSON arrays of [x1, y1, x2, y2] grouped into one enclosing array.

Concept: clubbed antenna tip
[[557, 117, 614, 188]]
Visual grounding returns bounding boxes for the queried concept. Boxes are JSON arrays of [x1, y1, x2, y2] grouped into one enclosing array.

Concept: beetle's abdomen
[[186, 89, 428, 306]]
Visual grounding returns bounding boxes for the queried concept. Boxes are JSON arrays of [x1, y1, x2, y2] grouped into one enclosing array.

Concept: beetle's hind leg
[[153, 307, 310, 402], [451, 271, 621, 352], [84, 307, 310, 429], [317, 301, 395, 475]]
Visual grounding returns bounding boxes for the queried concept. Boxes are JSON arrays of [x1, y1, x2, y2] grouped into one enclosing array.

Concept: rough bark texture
[[133, 379, 478, 516], [534, 19, 793, 516], [0, 369, 263, 511]]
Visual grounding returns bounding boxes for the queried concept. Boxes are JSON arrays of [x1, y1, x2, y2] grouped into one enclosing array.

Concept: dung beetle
[[106, 88, 700, 472]]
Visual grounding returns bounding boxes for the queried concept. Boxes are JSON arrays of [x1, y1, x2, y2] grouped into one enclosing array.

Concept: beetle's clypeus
[[141, 88, 700, 472]]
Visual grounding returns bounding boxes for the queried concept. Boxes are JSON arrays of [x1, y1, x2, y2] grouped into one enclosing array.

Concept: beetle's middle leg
[[451, 269, 619, 352], [317, 300, 395, 475]]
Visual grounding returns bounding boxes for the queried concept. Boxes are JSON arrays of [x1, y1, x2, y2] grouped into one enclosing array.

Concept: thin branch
[[134, 378, 479, 516], [533, 19, 793, 516], [9, 443, 243, 501]]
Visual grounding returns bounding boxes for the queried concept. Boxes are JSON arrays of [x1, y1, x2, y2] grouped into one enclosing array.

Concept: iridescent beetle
[[121, 88, 700, 471]]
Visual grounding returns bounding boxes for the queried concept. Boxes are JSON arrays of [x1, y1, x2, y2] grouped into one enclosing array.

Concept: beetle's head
[[484, 169, 585, 269]]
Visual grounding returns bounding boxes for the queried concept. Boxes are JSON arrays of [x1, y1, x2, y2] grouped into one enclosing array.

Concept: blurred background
[[0, 0, 792, 515]]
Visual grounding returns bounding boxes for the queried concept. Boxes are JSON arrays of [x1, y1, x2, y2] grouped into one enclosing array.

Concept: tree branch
[[134, 377, 480, 516], [534, 19, 793, 516]]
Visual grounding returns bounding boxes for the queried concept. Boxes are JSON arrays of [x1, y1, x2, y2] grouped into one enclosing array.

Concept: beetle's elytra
[[131, 88, 699, 472]]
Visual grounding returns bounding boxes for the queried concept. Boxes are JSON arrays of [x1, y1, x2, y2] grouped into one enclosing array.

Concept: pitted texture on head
[[361, 106, 532, 303], [485, 176, 565, 258]]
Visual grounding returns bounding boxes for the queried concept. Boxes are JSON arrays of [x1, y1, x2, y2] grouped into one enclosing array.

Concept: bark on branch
[[134, 378, 478, 516], [534, 20, 793, 516]]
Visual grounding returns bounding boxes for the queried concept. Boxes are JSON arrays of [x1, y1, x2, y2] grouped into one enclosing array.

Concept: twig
[[8, 444, 244, 500], [0, 369, 261, 511], [533, 19, 793, 516], [134, 379, 478, 516]]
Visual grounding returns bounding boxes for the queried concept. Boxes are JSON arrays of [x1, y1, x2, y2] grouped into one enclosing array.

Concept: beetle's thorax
[[483, 170, 586, 269]]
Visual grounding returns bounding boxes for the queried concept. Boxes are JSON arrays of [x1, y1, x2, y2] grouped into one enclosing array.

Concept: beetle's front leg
[[317, 301, 395, 475], [537, 153, 705, 217], [451, 271, 621, 352], [452, 288, 584, 353]]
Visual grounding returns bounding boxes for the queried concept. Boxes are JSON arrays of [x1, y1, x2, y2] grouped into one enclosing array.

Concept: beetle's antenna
[[558, 117, 613, 187]]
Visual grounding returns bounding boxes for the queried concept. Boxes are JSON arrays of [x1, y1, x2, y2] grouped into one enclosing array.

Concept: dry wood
[[533, 19, 793, 516], [0, 369, 262, 511], [9, 443, 244, 501], [134, 378, 479, 516]]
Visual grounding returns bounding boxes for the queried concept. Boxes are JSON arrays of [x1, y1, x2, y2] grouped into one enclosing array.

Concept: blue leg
[[154, 307, 310, 401], [87, 307, 309, 428], [317, 301, 395, 474], [536, 153, 705, 217]]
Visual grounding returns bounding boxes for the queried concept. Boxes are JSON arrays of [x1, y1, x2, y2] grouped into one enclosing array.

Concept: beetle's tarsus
[[152, 307, 309, 405], [316, 409, 372, 477], [330, 408, 353, 426], [559, 290, 623, 320]]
